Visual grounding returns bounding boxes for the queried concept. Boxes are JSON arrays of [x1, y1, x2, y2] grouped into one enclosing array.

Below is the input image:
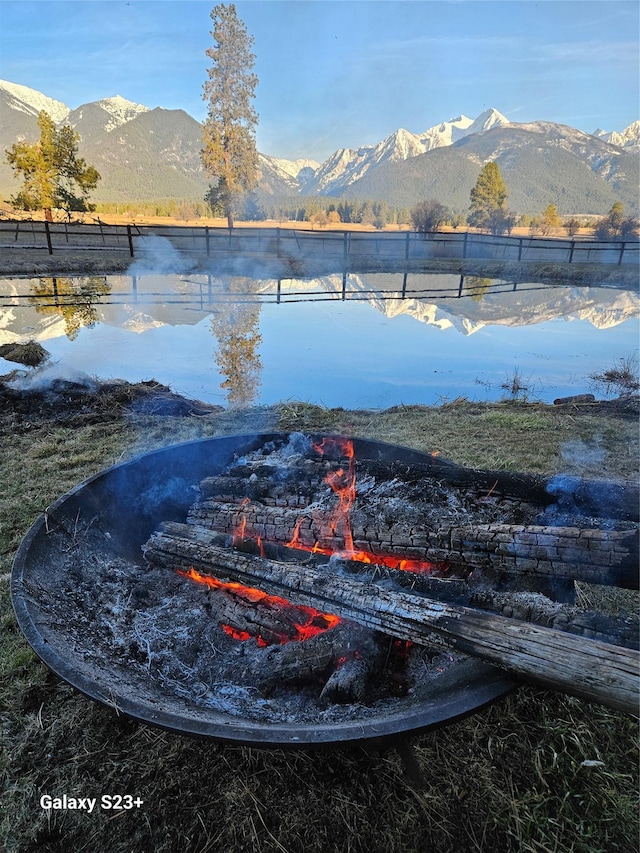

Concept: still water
[[1, 270, 638, 408]]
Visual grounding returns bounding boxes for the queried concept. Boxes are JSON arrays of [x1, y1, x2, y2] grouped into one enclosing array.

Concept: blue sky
[[0, 1, 638, 162]]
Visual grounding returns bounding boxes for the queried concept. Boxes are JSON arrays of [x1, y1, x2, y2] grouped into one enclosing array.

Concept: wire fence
[[0, 220, 638, 266]]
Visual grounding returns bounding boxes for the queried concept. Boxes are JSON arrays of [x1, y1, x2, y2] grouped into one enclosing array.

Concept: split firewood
[[185, 501, 639, 589], [142, 522, 639, 715]]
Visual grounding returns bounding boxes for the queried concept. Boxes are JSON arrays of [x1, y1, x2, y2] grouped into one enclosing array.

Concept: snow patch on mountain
[[259, 154, 320, 191], [0, 79, 70, 124], [94, 95, 150, 131]]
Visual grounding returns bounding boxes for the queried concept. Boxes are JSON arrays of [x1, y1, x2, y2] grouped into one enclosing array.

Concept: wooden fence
[[0, 219, 638, 267]]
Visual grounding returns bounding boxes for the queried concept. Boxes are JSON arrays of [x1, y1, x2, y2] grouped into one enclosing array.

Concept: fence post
[[277, 227, 281, 258], [127, 224, 134, 257], [569, 240, 575, 264], [463, 231, 468, 259], [14, 221, 19, 242], [405, 231, 410, 260], [518, 237, 523, 262], [205, 225, 210, 256], [618, 242, 625, 265], [44, 220, 53, 255]]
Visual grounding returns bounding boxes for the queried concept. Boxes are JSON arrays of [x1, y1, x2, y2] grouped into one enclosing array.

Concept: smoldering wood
[[143, 522, 639, 715], [199, 474, 324, 508], [222, 619, 378, 701], [174, 567, 331, 646], [354, 458, 639, 522], [151, 522, 638, 647], [185, 501, 639, 589], [319, 655, 372, 705]]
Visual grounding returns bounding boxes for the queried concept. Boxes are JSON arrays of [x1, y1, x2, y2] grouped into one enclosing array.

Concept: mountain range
[[0, 79, 638, 215]]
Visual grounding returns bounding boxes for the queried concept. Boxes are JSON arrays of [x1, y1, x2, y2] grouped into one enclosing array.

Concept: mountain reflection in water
[[0, 271, 638, 409]]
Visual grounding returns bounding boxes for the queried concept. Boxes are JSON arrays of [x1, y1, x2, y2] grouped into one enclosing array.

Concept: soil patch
[[0, 375, 224, 428]]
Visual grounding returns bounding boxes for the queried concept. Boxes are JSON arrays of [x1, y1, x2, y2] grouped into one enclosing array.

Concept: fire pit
[[11, 433, 638, 746]]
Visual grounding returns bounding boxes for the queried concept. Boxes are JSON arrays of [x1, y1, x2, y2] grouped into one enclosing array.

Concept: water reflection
[[28, 276, 111, 340], [1, 269, 638, 409], [210, 277, 262, 408]]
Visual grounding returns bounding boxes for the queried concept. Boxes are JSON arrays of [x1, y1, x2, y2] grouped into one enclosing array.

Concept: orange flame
[[178, 567, 340, 645], [286, 437, 438, 573]]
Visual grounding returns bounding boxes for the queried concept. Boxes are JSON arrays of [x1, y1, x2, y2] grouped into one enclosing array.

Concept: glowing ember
[[177, 567, 340, 646]]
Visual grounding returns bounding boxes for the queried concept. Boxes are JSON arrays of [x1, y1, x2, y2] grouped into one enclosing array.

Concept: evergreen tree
[[468, 161, 509, 234], [594, 202, 639, 240], [202, 3, 259, 229], [211, 277, 262, 407], [564, 217, 581, 237], [6, 111, 100, 220], [541, 203, 562, 235]]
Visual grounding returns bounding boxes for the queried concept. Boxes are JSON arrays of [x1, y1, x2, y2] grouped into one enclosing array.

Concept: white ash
[[31, 525, 463, 726]]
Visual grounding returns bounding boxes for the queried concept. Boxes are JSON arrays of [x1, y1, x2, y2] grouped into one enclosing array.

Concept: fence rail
[[0, 220, 638, 267]]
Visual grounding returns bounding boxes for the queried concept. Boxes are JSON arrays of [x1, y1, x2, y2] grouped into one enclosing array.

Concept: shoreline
[[0, 246, 638, 288]]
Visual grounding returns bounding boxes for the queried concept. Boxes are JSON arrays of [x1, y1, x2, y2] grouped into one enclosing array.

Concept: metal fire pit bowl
[[12, 433, 517, 748]]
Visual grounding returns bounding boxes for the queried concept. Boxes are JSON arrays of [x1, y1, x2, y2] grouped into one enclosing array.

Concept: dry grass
[[1, 392, 638, 853]]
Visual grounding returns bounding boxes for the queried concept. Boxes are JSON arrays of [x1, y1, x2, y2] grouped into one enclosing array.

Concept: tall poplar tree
[[6, 111, 100, 221], [202, 3, 259, 230]]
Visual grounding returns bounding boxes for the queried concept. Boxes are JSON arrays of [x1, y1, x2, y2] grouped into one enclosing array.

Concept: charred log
[[219, 618, 378, 701], [143, 522, 639, 715], [185, 501, 639, 589], [150, 522, 638, 648], [199, 474, 324, 508]]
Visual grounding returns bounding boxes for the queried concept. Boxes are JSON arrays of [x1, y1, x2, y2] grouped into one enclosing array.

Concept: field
[[1, 383, 638, 853]]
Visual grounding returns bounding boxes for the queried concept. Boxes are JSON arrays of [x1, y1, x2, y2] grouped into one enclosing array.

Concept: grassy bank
[[1, 390, 638, 853]]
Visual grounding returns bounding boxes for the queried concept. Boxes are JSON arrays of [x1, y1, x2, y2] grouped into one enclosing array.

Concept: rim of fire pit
[[11, 433, 518, 747]]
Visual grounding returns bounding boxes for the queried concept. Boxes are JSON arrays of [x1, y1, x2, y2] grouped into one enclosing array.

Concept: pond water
[[1, 269, 638, 409]]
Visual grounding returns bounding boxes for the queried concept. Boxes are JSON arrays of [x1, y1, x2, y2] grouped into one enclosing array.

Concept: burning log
[[185, 501, 639, 589], [149, 523, 639, 647], [219, 616, 378, 703], [169, 561, 379, 704], [173, 566, 340, 646], [142, 522, 639, 715]]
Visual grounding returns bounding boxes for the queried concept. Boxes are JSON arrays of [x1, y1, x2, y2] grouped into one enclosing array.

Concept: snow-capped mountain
[[0, 79, 70, 124], [258, 154, 320, 194], [594, 120, 640, 150], [305, 109, 509, 195], [304, 108, 510, 194], [67, 95, 149, 134]]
